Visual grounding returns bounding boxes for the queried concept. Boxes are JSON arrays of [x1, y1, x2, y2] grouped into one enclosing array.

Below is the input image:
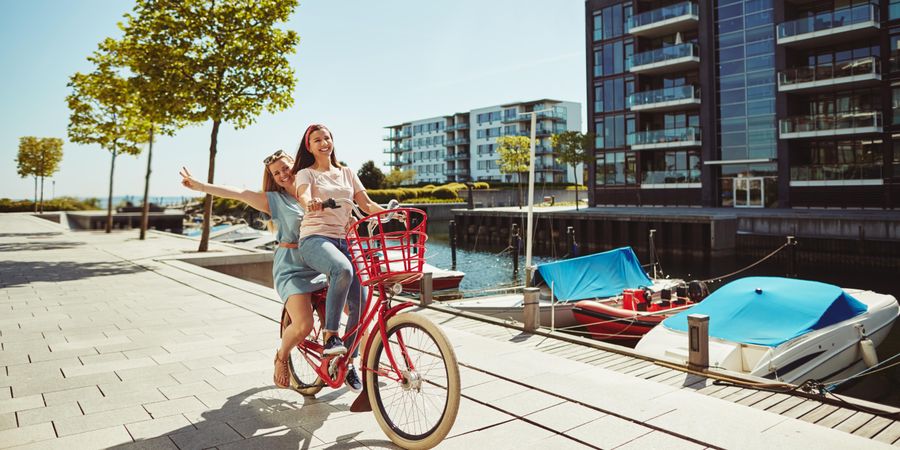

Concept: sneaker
[[323, 336, 347, 356], [345, 364, 362, 393]]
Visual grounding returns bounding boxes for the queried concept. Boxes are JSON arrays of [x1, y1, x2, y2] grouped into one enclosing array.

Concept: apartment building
[[586, 0, 899, 208], [384, 99, 582, 185]]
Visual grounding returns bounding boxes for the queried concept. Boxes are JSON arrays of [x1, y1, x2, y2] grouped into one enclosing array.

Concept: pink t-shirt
[[297, 165, 366, 240]]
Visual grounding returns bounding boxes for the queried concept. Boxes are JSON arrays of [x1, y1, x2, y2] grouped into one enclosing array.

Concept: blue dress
[[266, 191, 327, 302]]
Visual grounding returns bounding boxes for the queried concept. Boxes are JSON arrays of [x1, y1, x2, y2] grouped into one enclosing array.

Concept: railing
[[535, 163, 566, 172], [641, 170, 701, 184], [779, 111, 882, 135], [446, 138, 470, 146], [790, 164, 883, 181], [628, 2, 698, 30], [447, 123, 470, 131], [778, 56, 880, 87], [628, 85, 698, 107], [447, 168, 470, 176], [629, 127, 701, 146], [777, 4, 879, 40], [447, 153, 470, 160], [383, 134, 401, 141], [534, 145, 555, 155], [399, 142, 412, 151], [632, 43, 698, 68]]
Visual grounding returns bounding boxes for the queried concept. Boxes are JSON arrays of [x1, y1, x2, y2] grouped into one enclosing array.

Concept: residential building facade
[[384, 99, 582, 185], [585, 0, 900, 209]]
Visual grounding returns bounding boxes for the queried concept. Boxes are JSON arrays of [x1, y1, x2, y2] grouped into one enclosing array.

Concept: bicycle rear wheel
[[364, 312, 460, 449], [280, 306, 324, 396]]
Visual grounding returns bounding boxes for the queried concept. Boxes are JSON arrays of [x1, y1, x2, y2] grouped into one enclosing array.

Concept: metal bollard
[[687, 314, 709, 369], [523, 287, 540, 332], [449, 220, 457, 270], [525, 265, 536, 288], [419, 272, 433, 306], [510, 223, 520, 275]]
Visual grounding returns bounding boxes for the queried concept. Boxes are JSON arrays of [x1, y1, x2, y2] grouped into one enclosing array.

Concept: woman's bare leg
[[275, 293, 313, 387]]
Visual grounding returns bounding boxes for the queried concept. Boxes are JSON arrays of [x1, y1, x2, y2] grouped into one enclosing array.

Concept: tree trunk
[[199, 120, 221, 252], [39, 176, 44, 213], [573, 164, 579, 211], [140, 125, 155, 240], [106, 148, 117, 233], [33, 176, 38, 213]]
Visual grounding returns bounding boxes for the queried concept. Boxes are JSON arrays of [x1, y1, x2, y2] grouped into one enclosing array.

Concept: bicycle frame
[[294, 202, 427, 390]]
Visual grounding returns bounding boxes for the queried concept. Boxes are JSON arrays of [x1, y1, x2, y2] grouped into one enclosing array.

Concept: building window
[[593, 12, 602, 41], [596, 151, 635, 186], [790, 140, 883, 181], [641, 150, 701, 184]]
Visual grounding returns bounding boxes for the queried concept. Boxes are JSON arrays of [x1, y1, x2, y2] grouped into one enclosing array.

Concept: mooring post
[[525, 265, 536, 288], [566, 226, 579, 259], [687, 314, 709, 370], [511, 223, 520, 276], [649, 229, 657, 279], [787, 235, 797, 278], [419, 272, 433, 306], [449, 219, 458, 270], [465, 182, 474, 210], [523, 287, 540, 332]]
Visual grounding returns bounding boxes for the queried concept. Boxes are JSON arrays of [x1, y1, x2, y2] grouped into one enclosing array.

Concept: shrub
[[473, 182, 490, 189], [431, 186, 459, 200], [0, 197, 102, 212]]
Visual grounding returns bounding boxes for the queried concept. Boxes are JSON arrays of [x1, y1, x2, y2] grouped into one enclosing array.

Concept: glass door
[[733, 177, 765, 208]]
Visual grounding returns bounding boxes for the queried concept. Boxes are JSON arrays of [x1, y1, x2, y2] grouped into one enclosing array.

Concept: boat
[[400, 264, 465, 292], [444, 247, 679, 330], [635, 277, 899, 384], [572, 281, 702, 342]]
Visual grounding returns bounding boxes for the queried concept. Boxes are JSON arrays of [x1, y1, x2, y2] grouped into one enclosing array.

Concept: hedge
[[0, 197, 101, 212]]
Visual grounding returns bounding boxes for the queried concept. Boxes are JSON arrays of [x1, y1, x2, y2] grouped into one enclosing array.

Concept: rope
[[825, 350, 900, 389], [700, 242, 790, 284]]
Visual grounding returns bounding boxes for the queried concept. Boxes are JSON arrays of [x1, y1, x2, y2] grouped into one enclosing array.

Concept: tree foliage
[[551, 131, 594, 210], [497, 135, 531, 208], [357, 160, 385, 189], [384, 169, 417, 188], [67, 43, 150, 232], [119, 0, 301, 251], [16, 137, 64, 212]]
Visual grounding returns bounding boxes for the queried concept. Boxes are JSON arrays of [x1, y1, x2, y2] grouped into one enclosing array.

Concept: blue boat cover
[[536, 247, 653, 302], [663, 277, 868, 347]]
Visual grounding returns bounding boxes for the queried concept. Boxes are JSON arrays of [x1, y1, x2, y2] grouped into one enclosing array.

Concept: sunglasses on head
[[263, 150, 286, 165]]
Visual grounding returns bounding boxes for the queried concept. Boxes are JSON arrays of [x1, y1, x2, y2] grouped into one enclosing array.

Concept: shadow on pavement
[[0, 241, 86, 252], [0, 260, 145, 288], [0, 232, 63, 238], [109, 386, 394, 449]]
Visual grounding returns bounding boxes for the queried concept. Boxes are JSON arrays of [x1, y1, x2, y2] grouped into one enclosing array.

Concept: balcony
[[778, 57, 880, 93], [447, 168, 470, 176], [627, 2, 699, 38], [446, 138, 470, 146], [382, 134, 401, 141], [384, 159, 409, 167], [779, 111, 882, 139], [535, 163, 566, 172], [383, 147, 401, 154], [447, 152, 470, 161], [629, 127, 701, 150], [630, 43, 699, 75], [399, 142, 412, 151], [501, 109, 567, 123], [628, 85, 700, 112], [535, 145, 554, 155], [777, 4, 880, 48], [447, 123, 470, 131]]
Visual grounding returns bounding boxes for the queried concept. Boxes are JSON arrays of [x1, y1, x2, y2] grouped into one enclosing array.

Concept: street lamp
[[516, 109, 552, 281]]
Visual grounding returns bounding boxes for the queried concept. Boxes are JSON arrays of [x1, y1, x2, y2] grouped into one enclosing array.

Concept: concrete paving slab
[[53, 405, 152, 437], [16, 401, 82, 426], [0, 422, 56, 447], [124, 414, 194, 441]]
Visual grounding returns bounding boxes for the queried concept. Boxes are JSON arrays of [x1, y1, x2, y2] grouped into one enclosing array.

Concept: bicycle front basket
[[345, 207, 428, 287]]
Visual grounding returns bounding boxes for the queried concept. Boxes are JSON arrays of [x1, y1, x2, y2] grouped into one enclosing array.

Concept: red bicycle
[[280, 200, 461, 449]]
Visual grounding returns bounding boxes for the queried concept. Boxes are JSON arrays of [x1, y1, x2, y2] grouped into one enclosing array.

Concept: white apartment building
[[384, 99, 582, 185]]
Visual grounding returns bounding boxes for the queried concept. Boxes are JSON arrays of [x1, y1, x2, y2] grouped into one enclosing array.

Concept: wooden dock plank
[[815, 407, 856, 428], [834, 412, 875, 434], [853, 416, 893, 439], [735, 390, 776, 407], [782, 400, 824, 419], [872, 421, 900, 445], [800, 404, 840, 424], [764, 395, 806, 415]]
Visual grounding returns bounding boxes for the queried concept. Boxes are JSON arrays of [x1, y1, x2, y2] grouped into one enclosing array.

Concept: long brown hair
[[262, 153, 294, 233], [292, 124, 339, 174]]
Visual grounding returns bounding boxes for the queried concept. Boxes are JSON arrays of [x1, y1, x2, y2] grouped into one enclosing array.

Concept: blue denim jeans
[[299, 235, 363, 357]]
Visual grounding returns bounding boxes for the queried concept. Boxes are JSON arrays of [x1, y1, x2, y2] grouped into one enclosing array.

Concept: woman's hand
[[180, 167, 203, 192], [306, 197, 323, 212]]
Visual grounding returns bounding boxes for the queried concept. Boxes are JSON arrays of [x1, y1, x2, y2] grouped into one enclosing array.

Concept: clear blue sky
[[1, 0, 586, 200]]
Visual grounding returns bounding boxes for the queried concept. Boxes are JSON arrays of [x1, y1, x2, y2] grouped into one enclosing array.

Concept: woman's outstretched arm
[[180, 167, 270, 214]]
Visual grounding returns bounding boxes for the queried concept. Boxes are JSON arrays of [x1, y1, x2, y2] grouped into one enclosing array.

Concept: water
[[93, 195, 190, 209], [423, 234, 900, 407]]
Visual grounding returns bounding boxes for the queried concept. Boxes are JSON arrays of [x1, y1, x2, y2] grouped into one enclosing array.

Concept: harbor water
[[423, 233, 900, 407]]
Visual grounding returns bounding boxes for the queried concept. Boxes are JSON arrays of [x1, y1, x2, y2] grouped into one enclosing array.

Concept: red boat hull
[[401, 274, 464, 292], [572, 300, 684, 341]]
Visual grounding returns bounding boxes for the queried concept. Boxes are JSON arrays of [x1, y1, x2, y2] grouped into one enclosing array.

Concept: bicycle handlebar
[[322, 198, 401, 223]]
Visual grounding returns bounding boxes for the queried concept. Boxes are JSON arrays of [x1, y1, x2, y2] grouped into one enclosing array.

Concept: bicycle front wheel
[[364, 312, 460, 449]]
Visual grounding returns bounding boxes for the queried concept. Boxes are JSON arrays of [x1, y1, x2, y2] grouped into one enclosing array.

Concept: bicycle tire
[[364, 312, 460, 449], [280, 308, 324, 396]]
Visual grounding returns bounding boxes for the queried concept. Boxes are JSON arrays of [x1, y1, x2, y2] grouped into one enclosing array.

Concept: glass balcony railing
[[399, 142, 412, 151], [445, 138, 470, 146], [447, 123, 470, 131], [632, 43, 698, 68], [641, 169, 701, 184], [777, 4, 879, 41], [447, 153, 470, 160], [778, 56, 880, 88], [628, 85, 699, 108], [628, 2, 698, 30], [629, 127, 701, 147], [779, 111, 882, 135]]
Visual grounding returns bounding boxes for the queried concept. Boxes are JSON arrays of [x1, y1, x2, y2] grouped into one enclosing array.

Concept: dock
[[1, 212, 899, 449]]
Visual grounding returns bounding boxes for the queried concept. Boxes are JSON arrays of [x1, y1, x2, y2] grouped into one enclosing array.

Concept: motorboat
[[635, 277, 899, 384], [444, 247, 680, 330], [399, 264, 465, 292], [572, 281, 703, 342]]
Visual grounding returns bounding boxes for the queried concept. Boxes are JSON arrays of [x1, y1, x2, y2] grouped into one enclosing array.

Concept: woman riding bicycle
[[179, 150, 325, 389], [291, 124, 386, 393]]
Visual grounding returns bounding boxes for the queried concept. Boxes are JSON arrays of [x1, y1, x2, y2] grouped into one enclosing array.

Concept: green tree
[[384, 169, 416, 188], [105, 35, 186, 241], [16, 137, 63, 213], [357, 160, 385, 189], [67, 44, 150, 233], [120, 0, 300, 252], [496, 135, 531, 208], [551, 131, 594, 210]]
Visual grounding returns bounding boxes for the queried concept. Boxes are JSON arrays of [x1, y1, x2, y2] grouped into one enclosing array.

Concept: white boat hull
[[636, 288, 899, 384], [443, 293, 579, 330]]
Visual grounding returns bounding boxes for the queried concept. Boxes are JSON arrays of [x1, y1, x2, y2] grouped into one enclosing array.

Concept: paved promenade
[[0, 213, 897, 449]]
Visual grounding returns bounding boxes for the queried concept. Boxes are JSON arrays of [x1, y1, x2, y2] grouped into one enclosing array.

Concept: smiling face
[[267, 157, 295, 190], [308, 129, 334, 163]]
